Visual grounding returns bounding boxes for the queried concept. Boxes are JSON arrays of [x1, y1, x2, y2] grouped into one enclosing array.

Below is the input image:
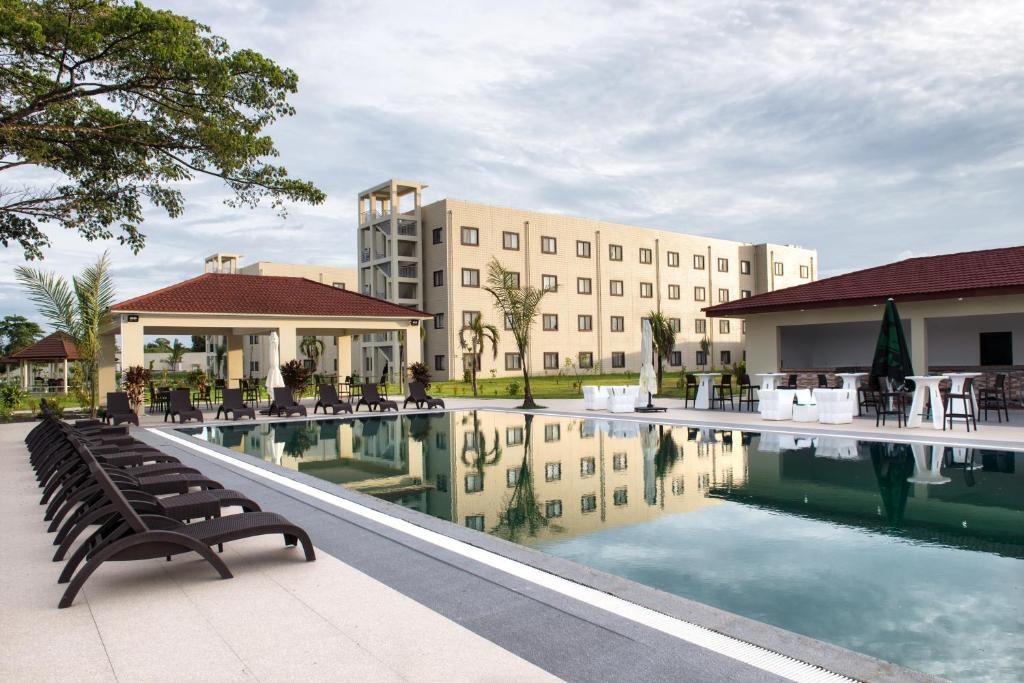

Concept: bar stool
[[737, 373, 758, 412], [212, 378, 225, 404], [787, 374, 799, 388], [875, 386, 906, 427], [682, 374, 697, 408], [711, 373, 734, 410], [978, 373, 1010, 423], [944, 377, 977, 432]]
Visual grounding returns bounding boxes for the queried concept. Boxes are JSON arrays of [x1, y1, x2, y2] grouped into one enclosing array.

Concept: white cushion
[[583, 385, 609, 410], [792, 403, 819, 422], [759, 389, 795, 420]]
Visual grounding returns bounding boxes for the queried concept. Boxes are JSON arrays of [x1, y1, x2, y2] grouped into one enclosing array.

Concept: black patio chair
[[682, 374, 698, 408], [737, 374, 758, 412], [314, 384, 353, 414], [978, 373, 1010, 423], [269, 387, 307, 417], [404, 381, 445, 409], [216, 388, 256, 420], [711, 373, 734, 410], [875, 385, 907, 428], [165, 388, 203, 423], [787, 374, 799, 388], [193, 385, 213, 410], [356, 382, 397, 412], [103, 392, 139, 427], [944, 377, 977, 432]]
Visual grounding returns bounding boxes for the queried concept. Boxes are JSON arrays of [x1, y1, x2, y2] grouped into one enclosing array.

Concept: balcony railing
[[397, 222, 417, 236], [398, 265, 418, 278], [360, 248, 370, 263]]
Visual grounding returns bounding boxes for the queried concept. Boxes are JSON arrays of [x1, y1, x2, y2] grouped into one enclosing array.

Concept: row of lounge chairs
[[26, 402, 316, 609]]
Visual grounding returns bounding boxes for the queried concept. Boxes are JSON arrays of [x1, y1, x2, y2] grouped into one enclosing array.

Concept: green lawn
[[426, 372, 684, 400]]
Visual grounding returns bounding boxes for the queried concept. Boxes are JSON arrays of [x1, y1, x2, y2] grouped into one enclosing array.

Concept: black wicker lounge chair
[[216, 388, 256, 420], [403, 381, 444, 409], [103, 392, 139, 427], [165, 388, 203, 423], [56, 440, 314, 608], [356, 382, 397, 412], [314, 384, 352, 414], [270, 387, 307, 417]]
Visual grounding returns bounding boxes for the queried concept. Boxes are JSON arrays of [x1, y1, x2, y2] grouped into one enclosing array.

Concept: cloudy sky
[[3, 0, 1022, 326]]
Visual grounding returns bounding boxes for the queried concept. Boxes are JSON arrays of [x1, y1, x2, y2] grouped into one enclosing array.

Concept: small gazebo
[[2, 331, 80, 394]]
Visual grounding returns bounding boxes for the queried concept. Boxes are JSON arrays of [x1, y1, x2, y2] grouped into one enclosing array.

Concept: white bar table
[[947, 372, 982, 418], [693, 373, 721, 409], [835, 372, 868, 389], [905, 375, 948, 429], [907, 443, 950, 485], [754, 372, 787, 391]]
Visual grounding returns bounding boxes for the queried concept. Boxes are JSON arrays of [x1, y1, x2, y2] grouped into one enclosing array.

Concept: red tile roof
[[6, 331, 81, 361], [704, 245, 1024, 317], [111, 273, 432, 318]]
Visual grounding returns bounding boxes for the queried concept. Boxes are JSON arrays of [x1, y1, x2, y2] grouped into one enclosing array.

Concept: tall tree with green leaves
[[299, 335, 324, 372], [483, 258, 549, 409], [647, 310, 676, 392], [0, 313, 43, 355], [0, 0, 325, 259], [458, 314, 498, 398], [164, 338, 186, 370], [190, 335, 206, 352], [15, 250, 115, 417]]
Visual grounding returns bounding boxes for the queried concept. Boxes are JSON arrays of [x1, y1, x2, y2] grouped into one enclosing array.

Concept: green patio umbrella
[[870, 298, 914, 390], [870, 442, 914, 527]]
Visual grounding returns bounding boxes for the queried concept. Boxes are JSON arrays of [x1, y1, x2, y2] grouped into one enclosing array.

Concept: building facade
[[359, 179, 819, 381]]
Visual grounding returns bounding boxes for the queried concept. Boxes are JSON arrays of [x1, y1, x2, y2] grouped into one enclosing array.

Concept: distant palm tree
[[300, 335, 324, 371], [458, 315, 499, 397], [166, 339, 187, 370], [15, 251, 116, 418], [647, 311, 676, 392]]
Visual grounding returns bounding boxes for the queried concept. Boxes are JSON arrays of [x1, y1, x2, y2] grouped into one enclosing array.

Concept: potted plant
[[280, 359, 312, 400], [122, 365, 150, 415], [408, 361, 432, 389]]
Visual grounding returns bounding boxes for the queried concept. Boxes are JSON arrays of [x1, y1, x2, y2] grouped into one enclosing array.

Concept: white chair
[[816, 389, 854, 425], [583, 385, 608, 411], [759, 390, 794, 420], [609, 386, 639, 413]]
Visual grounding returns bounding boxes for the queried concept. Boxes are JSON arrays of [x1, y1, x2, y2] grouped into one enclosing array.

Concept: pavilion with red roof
[[1, 331, 81, 393], [702, 245, 1023, 391], [98, 272, 432, 404]]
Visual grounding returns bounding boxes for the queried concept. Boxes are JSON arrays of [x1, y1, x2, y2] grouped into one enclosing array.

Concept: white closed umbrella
[[638, 318, 659, 409], [642, 424, 658, 506], [264, 331, 285, 397]]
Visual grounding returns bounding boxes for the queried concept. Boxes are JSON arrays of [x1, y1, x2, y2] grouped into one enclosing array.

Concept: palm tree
[[483, 259, 550, 409], [15, 251, 116, 418], [699, 336, 711, 370], [300, 335, 324, 372], [647, 311, 676, 393], [214, 341, 227, 378], [458, 315, 499, 397], [165, 339, 187, 370]]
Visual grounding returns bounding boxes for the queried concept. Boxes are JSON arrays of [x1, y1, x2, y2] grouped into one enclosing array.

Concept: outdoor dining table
[[947, 372, 982, 419], [693, 373, 721, 409], [754, 372, 787, 391], [835, 372, 868, 389], [905, 375, 948, 430]]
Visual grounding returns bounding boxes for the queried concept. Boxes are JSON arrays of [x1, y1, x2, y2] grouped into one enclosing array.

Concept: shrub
[[408, 361, 432, 389], [506, 380, 520, 397], [280, 359, 311, 397], [0, 382, 26, 421], [122, 366, 150, 411], [186, 368, 208, 391]]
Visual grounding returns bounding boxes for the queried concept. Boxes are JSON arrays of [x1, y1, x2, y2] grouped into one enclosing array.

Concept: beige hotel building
[[358, 179, 818, 382]]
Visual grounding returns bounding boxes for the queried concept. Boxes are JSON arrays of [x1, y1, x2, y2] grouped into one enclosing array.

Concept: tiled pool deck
[[5, 396, 1001, 681]]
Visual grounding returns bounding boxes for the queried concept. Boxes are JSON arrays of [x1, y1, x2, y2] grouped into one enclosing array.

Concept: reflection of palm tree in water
[[460, 410, 502, 476], [282, 423, 319, 458], [492, 413, 550, 542], [871, 442, 914, 527], [653, 425, 680, 508]]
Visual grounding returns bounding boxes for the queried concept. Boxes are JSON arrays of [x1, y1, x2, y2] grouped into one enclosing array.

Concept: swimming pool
[[180, 410, 1023, 681]]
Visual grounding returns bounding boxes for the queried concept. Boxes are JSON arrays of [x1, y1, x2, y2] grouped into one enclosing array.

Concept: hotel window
[[640, 282, 653, 298], [696, 350, 707, 365], [613, 453, 627, 471], [433, 312, 445, 329], [464, 515, 484, 531], [435, 475, 449, 495], [432, 227, 443, 244], [667, 251, 679, 267], [580, 457, 596, 477], [720, 319, 731, 334], [504, 313, 514, 330], [578, 351, 594, 369], [718, 288, 729, 303], [249, 360, 259, 373], [610, 316, 624, 332], [609, 244, 623, 261], [668, 284, 680, 300], [800, 264, 810, 279], [717, 257, 729, 272], [434, 355, 446, 371], [543, 352, 559, 369], [577, 240, 591, 258], [609, 280, 624, 296], [721, 350, 731, 365], [581, 494, 597, 513], [577, 277, 592, 295], [506, 467, 521, 487], [741, 289, 751, 299], [432, 270, 444, 287], [543, 314, 559, 331], [639, 247, 653, 264], [545, 424, 561, 442], [740, 259, 751, 274], [695, 319, 707, 334], [505, 352, 522, 370], [462, 310, 479, 326], [774, 261, 784, 276], [505, 271, 521, 288], [541, 236, 557, 254], [694, 286, 706, 301], [542, 274, 558, 291], [672, 477, 684, 495], [693, 254, 705, 270], [502, 231, 520, 250], [669, 317, 681, 332], [436, 432, 448, 450], [507, 427, 525, 446], [545, 500, 563, 519], [613, 487, 628, 506], [249, 335, 259, 345], [611, 351, 625, 368], [545, 462, 562, 481], [578, 315, 593, 332], [670, 350, 682, 366], [332, 282, 346, 289], [461, 226, 478, 246], [465, 474, 483, 493], [462, 268, 480, 287]]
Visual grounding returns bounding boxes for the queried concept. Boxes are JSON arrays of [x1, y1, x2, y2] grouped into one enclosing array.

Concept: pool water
[[180, 410, 1024, 681]]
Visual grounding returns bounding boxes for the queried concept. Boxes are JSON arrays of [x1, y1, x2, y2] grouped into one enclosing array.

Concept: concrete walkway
[[0, 422, 557, 683]]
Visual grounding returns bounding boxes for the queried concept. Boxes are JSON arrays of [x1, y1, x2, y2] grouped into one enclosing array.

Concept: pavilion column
[[20, 360, 29, 390], [910, 316, 928, 374], [335, 335, 352, 380], [120, 320, 145, 374], [276, 325, 298, 364], [62, 359, 69, 395], [226, 334, 244, 388], [97, 333, 117, 404], [404, 324, 422, 387]]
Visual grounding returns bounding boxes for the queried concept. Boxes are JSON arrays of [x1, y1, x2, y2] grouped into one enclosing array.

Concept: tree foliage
[[0, 313, 43, 355], [458, 314, 498, 398], [647, 310, 676, 392], [0, 0, 325, 259]]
